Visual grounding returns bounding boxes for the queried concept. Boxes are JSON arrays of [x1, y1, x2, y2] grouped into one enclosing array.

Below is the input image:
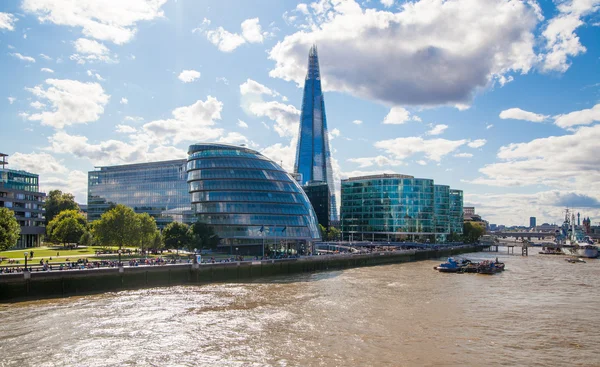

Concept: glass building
[[187, 143, 321, 255], [0, 153, 46, 248], [449, 189, 464, 235], [294, 45, 338, 222], [434, 184, 450, 242], [88, 160, 191, 227], [341, 174, 436, 242]]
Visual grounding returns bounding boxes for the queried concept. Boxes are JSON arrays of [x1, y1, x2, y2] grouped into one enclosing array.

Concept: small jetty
[[434, 257, 505, 275]]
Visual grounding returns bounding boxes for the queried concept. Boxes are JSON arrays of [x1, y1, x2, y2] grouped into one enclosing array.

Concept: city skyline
[[1, 0, 600, 226]]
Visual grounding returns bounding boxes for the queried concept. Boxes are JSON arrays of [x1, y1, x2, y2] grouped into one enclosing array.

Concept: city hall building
[[340, 174, 463, 243], [88, 144, 321, 254]]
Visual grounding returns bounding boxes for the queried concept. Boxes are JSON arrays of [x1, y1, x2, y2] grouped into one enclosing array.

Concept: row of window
[[191, 191, 307, 205], [187, 157, 281, 171], [186, 168, 291, 182], [188, 149, 269, 160], [196, 213, 310, 227], [192, 202, 309, 215], [188, 179, 301, 194]]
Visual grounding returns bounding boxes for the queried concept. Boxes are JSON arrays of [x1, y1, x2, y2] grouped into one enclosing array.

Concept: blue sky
[[1, 0, 600, 226]]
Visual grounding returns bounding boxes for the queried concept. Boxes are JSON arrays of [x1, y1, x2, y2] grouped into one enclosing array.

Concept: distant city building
[[340, 174, 463, 242], [187, 143, 320, 254], [88, 159, 191, 227], [449, 189, 464, 235], [0, 153, 46, 248], [302, 181, 330, 229], [464, 206, 475, 216], [489, 224, 498, 231], [529, 216, 536, 228], [294, 45, 338, 222]]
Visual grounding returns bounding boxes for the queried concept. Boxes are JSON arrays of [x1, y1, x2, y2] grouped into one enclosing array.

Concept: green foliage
[[79, 231, 95, 247], [92, 204, 141, 249], [162, 222, 191, 251], [137, 213, 157, 252], [318, 224, 327, 240], [47, 209, 87, 244], [318, 224, 341, 241], [190, 221, 220, 250], [0, 207, 21, 251], [44, 190, 79, 225], [463, 222, 486, 244], [151, 231, 164, 251]]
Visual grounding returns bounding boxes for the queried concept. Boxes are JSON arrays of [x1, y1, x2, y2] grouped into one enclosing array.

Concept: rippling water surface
[[1, 250, 599, 366]]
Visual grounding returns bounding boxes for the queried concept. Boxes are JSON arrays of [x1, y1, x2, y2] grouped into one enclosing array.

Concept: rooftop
[[342, 173, 415, 182]]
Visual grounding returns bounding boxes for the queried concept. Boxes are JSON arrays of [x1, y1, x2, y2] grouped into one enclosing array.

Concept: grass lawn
[[0, 245, 125, 262]]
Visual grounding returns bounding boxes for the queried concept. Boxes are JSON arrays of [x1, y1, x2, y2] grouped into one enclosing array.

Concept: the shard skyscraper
[[294, 45, 338, 223]]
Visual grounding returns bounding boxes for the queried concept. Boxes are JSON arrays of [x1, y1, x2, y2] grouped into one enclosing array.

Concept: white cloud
[[23, 0, 168, 44], [141, 96, 224, 145], [261, 121, 271, 130], [40, 67, 54, 73], [352, 119, 363, 125], [23, 78, 110, 129], [120, 97, 128, 105], [348, 155, 402, 168], [178, 69, 201, 83], [383, 107, 419, 125], [237, 119, 249, 128], [486, 123, 494, 129], [115, 124, 136, 133], [240, 79, 277, 96], [124, 115, 144, 123], [70, 38, 116, 63], [427, 124, 448, 135], [553, 103, 600, 129], [241, 18, 264, 43], [248, 101, 300, 137], [10, 52, 36, 62], [218, 132, 255, 147], [416, 160, 427, 166], [261, 140, 297, 172], [467, 139, 487, 148], [380, 0, 394, 8], [30, 101, 45, 109], [39, 53, 52, 60], [0, 12, 17, 30], [7, 97, 16, 104], [499, 107, 548, 122], [329, 127, 341, 140], [454, 152, 473, 158], [541, 1, 599, 72], [269, 0, 540, 106], [42, 170, 89, 204], [86, 69, 105, 81], [9, 152, 68, 174], [205, 17, 266, 52], [375, 136, 467, 162]]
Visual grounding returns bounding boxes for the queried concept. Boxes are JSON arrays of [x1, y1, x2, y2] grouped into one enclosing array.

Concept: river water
[[1, 249, 599, 367]]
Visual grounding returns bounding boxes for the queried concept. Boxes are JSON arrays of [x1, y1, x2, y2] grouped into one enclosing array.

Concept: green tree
[[0, 207, 21, 251], [47, 209, 87, 245], [162, 222, 191, 253], [463, 222, 486, 244], [318, 224, 327, 240], [327, 227, 341, 241], [44, 190, 79, 225], [137, 213, 157, 254], [190, 221, 220, 250], [79, 231, 95, 247], [150, 231, 164, 252], [92, 204, 140, 250]]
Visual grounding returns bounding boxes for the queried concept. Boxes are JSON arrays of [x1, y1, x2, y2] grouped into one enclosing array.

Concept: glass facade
[[434, 184, 450, 242], [341, 174, 463, 242], [0, 166, 46, 248], [449, 189, 464, 235], [188, 143, 320, 254], [88, 160, 191, 227], [341, 174, 436, 242], [302, 181, 330, 229], [294, 45, 338, 221]]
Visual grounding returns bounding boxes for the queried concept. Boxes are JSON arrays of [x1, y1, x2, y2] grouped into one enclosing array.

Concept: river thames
[[1, 249, 599, 367]]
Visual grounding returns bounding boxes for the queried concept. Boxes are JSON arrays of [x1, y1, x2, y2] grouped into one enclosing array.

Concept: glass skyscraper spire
[[294, 45, 338, 221]]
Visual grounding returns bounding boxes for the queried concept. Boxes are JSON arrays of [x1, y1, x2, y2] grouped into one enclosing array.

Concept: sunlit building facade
[[0, 153, 45, 248], [187, 143, 321, 255], [449, 189, 464, 235], [434, 184, 450, 242], [88, 160, 191, 227], [294, 45, 338, 222]]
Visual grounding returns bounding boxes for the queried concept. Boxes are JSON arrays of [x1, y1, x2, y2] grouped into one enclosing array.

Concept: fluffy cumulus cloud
[[352, 119, 363, 125], [0, 12, 17, 30], [40, 67, 54, 73], [23, 79, 110, 129], [70, 38, 116, 63], [9, 152, 68, 175], [261, 140, 297, 172], [248, 101, 300, 137], [467, 139, 487, 148], [553, 103, 600, 129], [382, 107, 420, 124], [240, 79, 277, 96], [541, 0, 600, 72], [499, 107, 548, 122], [22, 0, 168, 44], [269, 0, 541, 106], [205, 17, 266, 52], [237, 119, 249, 128], [380, 0, 394, 8], [375, 136, 467, 162], [348, 155, 402, 168], [178, 69, 201, 83], [468, 124, 600, 192], [454, 152, 473, 158], [427, 124, 448, 135]]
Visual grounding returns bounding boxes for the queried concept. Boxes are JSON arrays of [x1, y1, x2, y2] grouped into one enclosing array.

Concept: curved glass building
[[187, 143, 320, 255]]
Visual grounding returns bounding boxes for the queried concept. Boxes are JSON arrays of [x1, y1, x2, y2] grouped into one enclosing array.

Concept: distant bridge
[[492, 232, 556, 240]]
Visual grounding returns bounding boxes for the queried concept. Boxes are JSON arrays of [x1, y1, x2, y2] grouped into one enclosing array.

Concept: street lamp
[[193, 248, 197, 264], [118, 249, 122, 266], [24, 252, 28, 271]]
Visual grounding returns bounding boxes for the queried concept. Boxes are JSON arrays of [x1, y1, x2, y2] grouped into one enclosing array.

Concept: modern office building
[[88, 159, 192, 227], [0, 153, 45, 248], [341, 174, 441, 242], [449, 189, 464, 235], [294, 45, 338, 222], [434, 184, 450, 242], [529, 216, 536, 228], [187, 143, 321, 255], [302, 181, 330, 229]]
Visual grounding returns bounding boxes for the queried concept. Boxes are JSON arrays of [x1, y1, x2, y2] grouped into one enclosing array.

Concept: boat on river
[[434, 257, 464, 273], [556, 210, 599, 259], [434, 258, 505, 274], [477, 260, 504, 275]]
